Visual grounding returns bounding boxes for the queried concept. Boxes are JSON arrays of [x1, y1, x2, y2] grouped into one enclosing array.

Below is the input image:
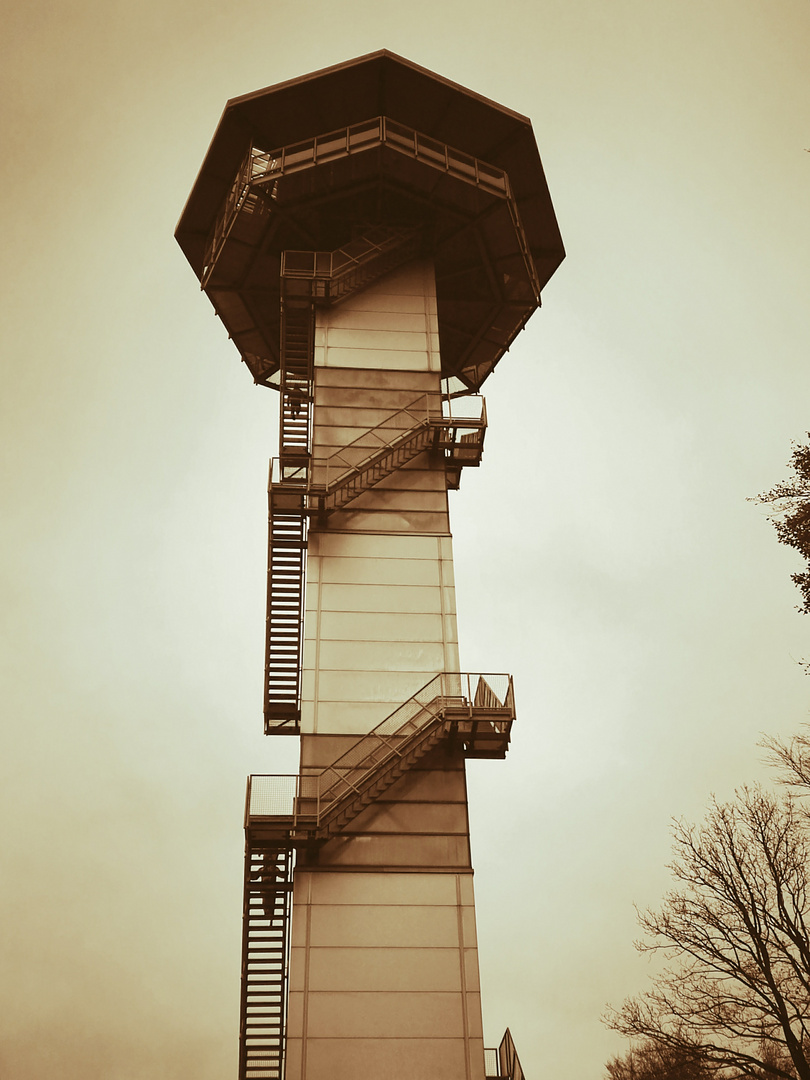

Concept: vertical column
[[300, 259, 459, 738], [285, 259, 485, 1080], [286, 865, 485, 1080]]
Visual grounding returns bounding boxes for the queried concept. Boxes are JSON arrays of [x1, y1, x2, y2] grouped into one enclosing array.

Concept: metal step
[[239, 845, 293, 1080], [264, 494, 307, 734], [279, 226, 422, 306], [250, 674, 514, 840], [278, 297, 314, 475], [319, 422, 434, 516]]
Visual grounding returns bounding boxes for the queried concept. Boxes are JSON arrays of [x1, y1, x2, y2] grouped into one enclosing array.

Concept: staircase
[[251, 673, 514, 845], [310, 393, 486, 519], [264, 273, 314, 735], [316, 674, 513, 837], [278, 296, 314, 477], [264, 221, 488, 732], [265, 392, 486, 731], [315, 694, 451, 838], [319, 421, 436, 515], [266, 232, 437, 731], [329, 227, 422, 301], [281, 226, 422, 306], [264, 487, 307, 733], [239, 845, 294, 1080]]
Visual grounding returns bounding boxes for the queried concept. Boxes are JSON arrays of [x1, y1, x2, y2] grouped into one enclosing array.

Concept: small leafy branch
[[754, 437, 810, 615]]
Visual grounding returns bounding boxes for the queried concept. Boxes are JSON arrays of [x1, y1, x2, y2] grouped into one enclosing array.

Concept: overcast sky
[[2, 2, 810, 1078]]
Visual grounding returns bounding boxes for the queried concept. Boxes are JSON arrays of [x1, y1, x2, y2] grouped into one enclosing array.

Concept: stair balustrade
[[484, 1028, 527, 1080], [250, 672, 514, 843], [280, 226, 422, 304], [273, 393, 486, 511]]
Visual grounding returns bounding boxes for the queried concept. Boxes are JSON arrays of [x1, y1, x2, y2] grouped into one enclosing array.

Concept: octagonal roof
[[176, 50, 565, 391]]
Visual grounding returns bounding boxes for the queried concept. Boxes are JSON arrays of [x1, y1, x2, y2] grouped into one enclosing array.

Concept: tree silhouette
[[606, 1039, 717, 1080], [605, 787, 810, 1080], [755, 437, 810, 615]]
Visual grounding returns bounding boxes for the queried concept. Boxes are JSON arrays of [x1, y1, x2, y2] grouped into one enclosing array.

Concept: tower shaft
[[302, 260, 458, 737], [287, 260, 483, 1080]]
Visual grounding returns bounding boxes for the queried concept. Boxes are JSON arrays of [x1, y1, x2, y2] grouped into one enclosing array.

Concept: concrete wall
[[287, 743, 484, 1080], [301, 531, 459, 735], [300, 260, 459, 738], [287, 259, 486, 1080], [286, 867, 484, 1080]]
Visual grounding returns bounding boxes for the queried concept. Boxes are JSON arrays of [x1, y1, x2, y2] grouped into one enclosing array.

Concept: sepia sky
[[2, 2, 810, 1078]]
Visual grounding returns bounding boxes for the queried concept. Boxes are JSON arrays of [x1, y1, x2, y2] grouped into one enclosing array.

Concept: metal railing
[[247, 672, 514, 831], [201, 144, 268, 286], [485, 1047, 500, 1078], [250, 116, 509, 196], [201, 115, 542, 295], [273, 393, 486, 489], [485, 1029, 526, 1080], [245, 774, 299, 818], [280, 227, 422, 304]]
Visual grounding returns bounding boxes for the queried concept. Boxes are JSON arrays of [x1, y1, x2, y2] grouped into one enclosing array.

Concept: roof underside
[[176, 50, 565, 392]]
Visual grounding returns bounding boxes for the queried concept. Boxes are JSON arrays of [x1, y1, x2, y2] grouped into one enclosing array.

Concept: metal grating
[[239, 845, 294, 1080]]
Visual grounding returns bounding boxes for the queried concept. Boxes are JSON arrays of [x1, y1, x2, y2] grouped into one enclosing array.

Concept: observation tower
[[176, 50, 564, 1080]]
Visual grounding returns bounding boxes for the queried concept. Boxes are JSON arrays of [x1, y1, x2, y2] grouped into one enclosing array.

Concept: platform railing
[[484, 1029, 526, 1080], [485, 1047, 500, 1078], [246, 774, 319, 830], [201, 144, 267, 286], [250, 116, 510, 196], [202, 114, 540, 294]]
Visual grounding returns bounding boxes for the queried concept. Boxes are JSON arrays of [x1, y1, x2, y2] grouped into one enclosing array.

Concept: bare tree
[[605, 786, 810, 1080], [754, 436, 810, 615], [606, 1039, 714, 1080], [762, 731, 810, 795]]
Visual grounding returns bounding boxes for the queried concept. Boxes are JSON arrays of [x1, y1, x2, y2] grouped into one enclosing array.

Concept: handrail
[[314, 673, 448, 822], [273, 393, 486, 488], [484, 1047, 500, 1078], [322, 392, 439, 476], [202, 115, 542, 298], [280, 226, 424, 305], [281, 227, 419, 282], [247, 672, 514, 833], [201, 145, 264, 286], [250, 116, 510, 197], [484, 1028, 526, 1080], [501, 1028, 526, 1080]]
